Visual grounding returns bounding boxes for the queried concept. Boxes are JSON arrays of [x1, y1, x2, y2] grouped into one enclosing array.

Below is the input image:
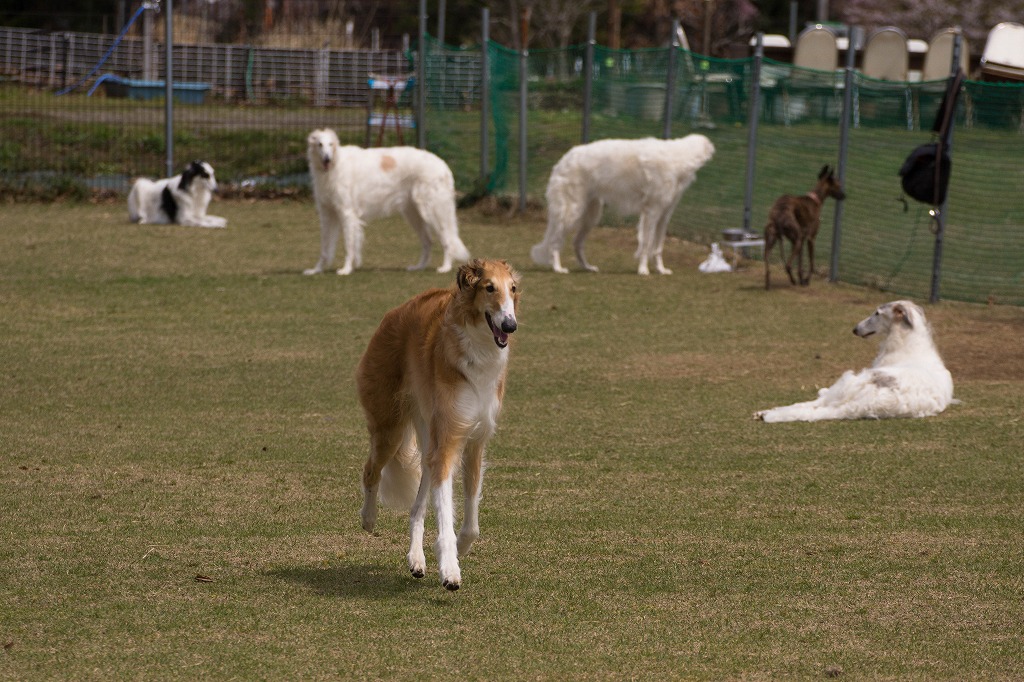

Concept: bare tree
[[488, 0, 531, 49], [533, 0, 605, 50], [648, 0, 758, 55]]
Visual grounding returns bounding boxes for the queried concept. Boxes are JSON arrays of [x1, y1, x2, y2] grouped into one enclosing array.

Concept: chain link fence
[[420, 36, 1023, 306], [1, 23, 1022, 304]]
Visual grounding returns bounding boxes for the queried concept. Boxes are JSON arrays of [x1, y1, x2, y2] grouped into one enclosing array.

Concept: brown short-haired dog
[[764, 165, 845, 289]]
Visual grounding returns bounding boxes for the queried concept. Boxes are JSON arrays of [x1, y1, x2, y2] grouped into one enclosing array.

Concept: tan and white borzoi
[[127, 160, 227, 228], [357, 259, 520, 590], [530, 134, 715, 275], [304, 128, 471, 276], [755, 300, 954, 422]]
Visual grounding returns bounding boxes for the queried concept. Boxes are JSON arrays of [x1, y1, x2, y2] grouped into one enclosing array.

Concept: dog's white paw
[[303, 267, 322, 276], [637, 266, 651, 276], [657, 266, 673, 275], [336, 266, 353, 276], [583, 264, 599, 273], [438, 561, 461, 591], [457, 530, 479, 558], [553, 266, 570, 274], [408, 550, 427, 579], [360, 511, 376, 533], [436, 264, 453, 273], [360, 494, 378, 533], [435, 537, 462, 590], [753, 411, 766, 421]]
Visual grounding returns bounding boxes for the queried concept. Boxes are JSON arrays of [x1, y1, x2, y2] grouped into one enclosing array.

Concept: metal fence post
[[417, 0, 426, 149], [518, 44, 528, 213], [143, 3, 153, 80], [930, 32, 962, 303], [582, 12, 595, 144], [315, 47, 328, 107], [830, 25, 857, 283], [662, 19, 679, 140], [742, 32, 762, 233], [480, 8, 490, 184], [164, 0, 174, 178]]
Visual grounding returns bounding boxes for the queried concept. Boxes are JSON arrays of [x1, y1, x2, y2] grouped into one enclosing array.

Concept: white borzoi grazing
[[357, 259, 519, 591], [304, 128, 471, 276], [127, 160, 227, 228], [755, 300, 954, 422], [530, 134, 715, 275]]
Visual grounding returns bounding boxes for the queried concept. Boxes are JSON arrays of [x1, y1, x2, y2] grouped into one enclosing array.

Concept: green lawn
[[5, 81, 1024, 304], [1, 201, 1022, 679]]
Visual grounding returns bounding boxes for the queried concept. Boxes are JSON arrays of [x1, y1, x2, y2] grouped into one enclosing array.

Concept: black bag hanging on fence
[[898, 68, 964, 207], [899, 142, 951, 205]]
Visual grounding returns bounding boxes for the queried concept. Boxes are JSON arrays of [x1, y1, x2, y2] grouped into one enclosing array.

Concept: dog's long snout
[[316, 142, 333, 168], [853, 322, 875, 338]]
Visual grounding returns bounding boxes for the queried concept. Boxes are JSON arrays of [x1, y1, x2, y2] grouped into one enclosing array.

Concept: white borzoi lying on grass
[[127, 160, 227, 228], [304, 128, 471, 276], [755, 300, 954, 422], [357, 259, 519, 591], [531, 134, 715, 275]]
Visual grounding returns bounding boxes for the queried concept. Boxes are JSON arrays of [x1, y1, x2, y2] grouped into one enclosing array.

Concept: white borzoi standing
[[357, 259, 519, 590], [127, 160, 227, 228], [755, 300, 954, 422], [304, 128, 471, 276], [531, 134, 715, 275]]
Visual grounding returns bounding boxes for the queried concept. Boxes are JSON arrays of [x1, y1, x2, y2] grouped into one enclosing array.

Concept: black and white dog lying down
[[128, 160, 227, 228]]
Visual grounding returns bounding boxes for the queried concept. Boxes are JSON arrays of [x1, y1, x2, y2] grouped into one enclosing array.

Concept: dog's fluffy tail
[[530, 241, 553, 266], [446, 234, 471, 263], [378, 428, 422, 510], [417, 186, 471, 264], [530, 219, 565, 265], [532, 178, 573, 266], [756, 403, 832, 423], [127, 181, 142, 223]]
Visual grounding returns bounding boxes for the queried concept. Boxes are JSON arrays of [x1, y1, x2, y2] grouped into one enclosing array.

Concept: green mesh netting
[[420, 35, 1024, 305]]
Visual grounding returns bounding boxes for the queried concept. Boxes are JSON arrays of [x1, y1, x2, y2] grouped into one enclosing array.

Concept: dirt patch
[[939, 315, 1024, 382]]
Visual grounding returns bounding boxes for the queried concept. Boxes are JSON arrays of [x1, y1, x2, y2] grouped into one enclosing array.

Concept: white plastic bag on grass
[[698, 243, 732, 273]]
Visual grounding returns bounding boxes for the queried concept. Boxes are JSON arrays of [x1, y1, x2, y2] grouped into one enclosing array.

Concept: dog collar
[[806, 192, 822, 206]]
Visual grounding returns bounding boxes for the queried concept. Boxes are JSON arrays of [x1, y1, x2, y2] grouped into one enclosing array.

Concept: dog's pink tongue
[[495, 329, 509, 346]]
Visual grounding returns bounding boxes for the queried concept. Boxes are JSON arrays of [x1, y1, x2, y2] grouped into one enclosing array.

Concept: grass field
[[6, 79, 1024, 305], [2, 200, 1023, 679]]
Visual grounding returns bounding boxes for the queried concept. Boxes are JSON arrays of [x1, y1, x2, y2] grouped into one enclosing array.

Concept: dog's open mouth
[[486, 313, 509, 349]]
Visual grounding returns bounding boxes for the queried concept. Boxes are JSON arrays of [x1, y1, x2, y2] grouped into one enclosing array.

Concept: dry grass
[[1, 200, 1022, 680]]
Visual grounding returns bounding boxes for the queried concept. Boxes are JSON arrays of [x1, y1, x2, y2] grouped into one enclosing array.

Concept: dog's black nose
[[501, 319, 517, 334]]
